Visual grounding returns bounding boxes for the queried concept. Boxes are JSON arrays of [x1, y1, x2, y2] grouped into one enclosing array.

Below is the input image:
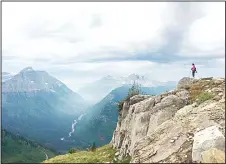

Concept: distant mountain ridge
[[77, 74, 177, 104], [2, 67, 85, 111], [3, 67, 78, 94]]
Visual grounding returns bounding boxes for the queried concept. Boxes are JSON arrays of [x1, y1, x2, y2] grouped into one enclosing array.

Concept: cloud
[[2, 2, 225, 91]]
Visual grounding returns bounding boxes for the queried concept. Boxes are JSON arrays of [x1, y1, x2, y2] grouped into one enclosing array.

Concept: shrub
[[126, 81, 141, 101], [91, 142, 96, 152], [118, 80, 142, 113], [117, 101, 124, 113], [68, 148, 78, 154]]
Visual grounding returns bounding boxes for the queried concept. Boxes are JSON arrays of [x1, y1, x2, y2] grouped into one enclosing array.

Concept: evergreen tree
[[91, 142, 96, 152]]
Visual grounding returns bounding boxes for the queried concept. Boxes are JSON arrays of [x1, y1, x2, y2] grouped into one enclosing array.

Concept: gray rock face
[[177, 77, 194, 89], [111, 78, 225, 163], [111, 89, 190, 162], [129, 95, 152, 106], [192, 126, 225, 163]]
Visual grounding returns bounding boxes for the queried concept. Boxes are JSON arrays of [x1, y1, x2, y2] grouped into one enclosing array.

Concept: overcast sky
[[2, 2, 225, 91]]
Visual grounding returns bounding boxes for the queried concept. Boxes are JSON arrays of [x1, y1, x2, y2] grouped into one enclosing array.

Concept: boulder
[[213, 95, 221, 101], [212, 87, 223, 93], [201, 148, 225, 163], [130, 95, 152, 106], [192, 126, 225, 163], [177, 77, 193, 89], [115, 151, 120, 156]]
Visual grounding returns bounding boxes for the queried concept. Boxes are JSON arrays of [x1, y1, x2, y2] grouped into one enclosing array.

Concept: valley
[[1, 67, 176, 161], [2, 2, 224, 163]]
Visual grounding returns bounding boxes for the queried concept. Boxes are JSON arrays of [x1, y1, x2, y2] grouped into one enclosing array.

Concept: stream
[[60, 113, 85, 141]]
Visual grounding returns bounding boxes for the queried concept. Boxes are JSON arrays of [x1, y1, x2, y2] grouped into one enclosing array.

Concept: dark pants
[[192, 71, 195, 78]]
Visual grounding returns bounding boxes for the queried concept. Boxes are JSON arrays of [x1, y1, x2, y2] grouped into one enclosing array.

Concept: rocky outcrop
[[111, 77, 225, 163]]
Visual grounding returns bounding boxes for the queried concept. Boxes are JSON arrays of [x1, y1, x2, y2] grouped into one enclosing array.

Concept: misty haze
[[2, 2, 225, 163]]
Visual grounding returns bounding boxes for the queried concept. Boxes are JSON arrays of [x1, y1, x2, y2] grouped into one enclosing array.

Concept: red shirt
[[191, 65, 196, 71]]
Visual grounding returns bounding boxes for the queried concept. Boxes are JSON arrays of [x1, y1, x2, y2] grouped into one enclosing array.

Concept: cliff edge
[[111, 77, 225, 163]]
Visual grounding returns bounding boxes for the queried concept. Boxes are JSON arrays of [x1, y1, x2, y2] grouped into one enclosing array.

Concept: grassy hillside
[[2, 129, 58, 163], [43, 144, 131, 163]]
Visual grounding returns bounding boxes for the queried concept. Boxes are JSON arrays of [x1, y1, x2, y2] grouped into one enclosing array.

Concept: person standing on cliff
[[191, 63, 197, 78]]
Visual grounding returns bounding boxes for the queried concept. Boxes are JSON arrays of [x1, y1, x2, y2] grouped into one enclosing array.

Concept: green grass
[[44, 144, 132, 163], [188, 79, 218, 104], [196, 92, 214, 104], [43, 144, 117, 163]]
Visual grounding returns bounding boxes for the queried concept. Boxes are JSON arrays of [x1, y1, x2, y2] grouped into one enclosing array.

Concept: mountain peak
[[101, 75, 115, 80], [20, 67, 35, 73], [3, 67, 64, 93], [127, 73, 139, 78], [127, 73, 145, 81]]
